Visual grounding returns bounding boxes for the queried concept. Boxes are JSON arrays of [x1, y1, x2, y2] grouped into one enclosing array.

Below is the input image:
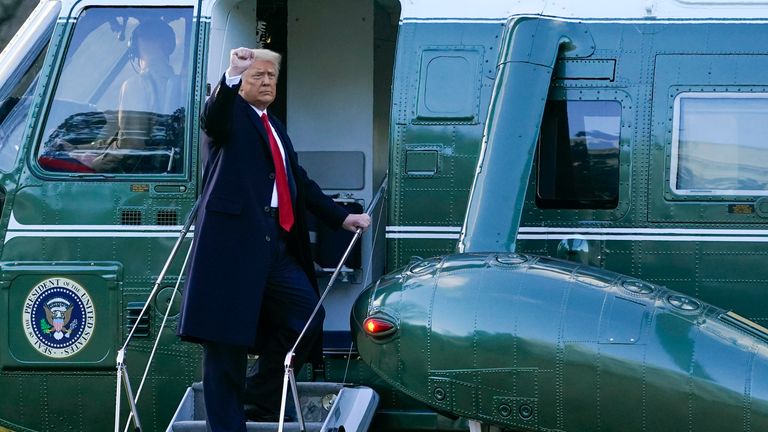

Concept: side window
[[36, 7, 192, 175], [536, 100, 622, 209], [671, 93, 768, 196], [0, 45, 49, 172]]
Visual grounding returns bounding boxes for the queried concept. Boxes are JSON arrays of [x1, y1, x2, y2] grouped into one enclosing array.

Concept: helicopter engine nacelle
[[352, 253, 768, 431]]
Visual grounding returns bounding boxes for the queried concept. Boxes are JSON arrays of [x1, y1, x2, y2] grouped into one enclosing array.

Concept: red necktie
[[261, 113, 294, 232]]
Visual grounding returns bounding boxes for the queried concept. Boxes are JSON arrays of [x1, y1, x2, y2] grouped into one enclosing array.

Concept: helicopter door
[[0, 6, 198, 370]]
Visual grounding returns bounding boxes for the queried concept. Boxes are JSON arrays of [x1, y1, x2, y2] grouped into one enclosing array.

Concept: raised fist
[[227, 47, 256, 77]]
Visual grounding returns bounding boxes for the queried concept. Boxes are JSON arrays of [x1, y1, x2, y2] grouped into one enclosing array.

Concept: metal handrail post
[[278, 174, 387, 432]]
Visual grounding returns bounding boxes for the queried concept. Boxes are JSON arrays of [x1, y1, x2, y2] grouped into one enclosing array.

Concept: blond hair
[[251, 49, 282, 76]]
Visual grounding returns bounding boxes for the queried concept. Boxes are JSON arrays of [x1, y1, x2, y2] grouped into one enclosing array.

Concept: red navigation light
[[363, 317, 396, 338]]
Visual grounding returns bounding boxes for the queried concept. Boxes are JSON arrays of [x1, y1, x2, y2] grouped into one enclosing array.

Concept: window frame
[[670, 91, 768, 197], [0, 46, 50, 174], [535, 98, 623, 210], [29, 4, 196, 181], [522, 88, 631, 223]]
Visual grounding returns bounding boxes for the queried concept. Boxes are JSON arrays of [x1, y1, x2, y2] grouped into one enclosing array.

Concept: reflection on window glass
[[537, 100, 621, 209], [0, 45, 48, 172], [37, 7, 192, 175], [674, 95, 768, 195]]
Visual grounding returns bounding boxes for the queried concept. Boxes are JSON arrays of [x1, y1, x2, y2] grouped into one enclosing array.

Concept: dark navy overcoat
[[177, 75, 348, 348]]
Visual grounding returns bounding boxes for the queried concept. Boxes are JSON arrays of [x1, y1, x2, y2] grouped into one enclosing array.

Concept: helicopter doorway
[[206, 0, 400, 350]]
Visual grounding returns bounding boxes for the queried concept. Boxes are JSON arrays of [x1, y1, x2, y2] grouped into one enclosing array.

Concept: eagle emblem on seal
[[42, 298, 78, 341]]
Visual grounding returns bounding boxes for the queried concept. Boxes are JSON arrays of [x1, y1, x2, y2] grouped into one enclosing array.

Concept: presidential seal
[[22, 277, 95, 358]]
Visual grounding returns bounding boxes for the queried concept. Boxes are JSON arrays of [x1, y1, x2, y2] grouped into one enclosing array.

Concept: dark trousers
[[202, 216, 324, 432]]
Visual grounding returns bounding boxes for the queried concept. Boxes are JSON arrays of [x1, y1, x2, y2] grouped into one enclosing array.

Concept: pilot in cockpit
[[43, 18, 182, 174], [103, 18, 181, 172]]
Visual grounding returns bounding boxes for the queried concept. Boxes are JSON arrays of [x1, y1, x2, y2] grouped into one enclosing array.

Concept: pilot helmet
[[128, 18, 176, 59]]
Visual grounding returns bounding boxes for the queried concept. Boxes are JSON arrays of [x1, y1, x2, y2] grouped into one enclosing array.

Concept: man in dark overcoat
[[177, 47, 371, 431]]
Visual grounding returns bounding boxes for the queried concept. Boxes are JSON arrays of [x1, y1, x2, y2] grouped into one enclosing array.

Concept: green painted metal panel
[[513, 22, 768, 332], [405, 149, 438, 176], [598, 296, 646, 344], [416, 48, 483, 122], [1, 263, 120, 368], [651, 53, 768, 222], [387, 21, 504, 269], [554, 59, 616, 80]]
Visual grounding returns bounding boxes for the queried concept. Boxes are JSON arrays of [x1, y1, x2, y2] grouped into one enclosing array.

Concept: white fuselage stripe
[[5, 231, 194, 241], [401, 18, 509, 24], [386, 226, 462, 232], [385, 226, 768, 242], [4, 212, 193, 243], [400, 17, 768, 25], [518, 227, 768, 235], [7, 212, 187, 231], [386, 233, 461, 239], [517, 234, 768, 242]]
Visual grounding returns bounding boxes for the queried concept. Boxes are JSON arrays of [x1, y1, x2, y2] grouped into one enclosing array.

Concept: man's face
[[135, 37, 166, 65], [240, 60, 278, 110]]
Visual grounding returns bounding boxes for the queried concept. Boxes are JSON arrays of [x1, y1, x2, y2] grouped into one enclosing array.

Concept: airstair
[[166, 381, 378, 432], [115, 179, 387, 432]]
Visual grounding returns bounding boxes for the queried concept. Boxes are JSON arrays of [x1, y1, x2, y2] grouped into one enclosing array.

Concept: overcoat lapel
[[238, 96, 271, 149]]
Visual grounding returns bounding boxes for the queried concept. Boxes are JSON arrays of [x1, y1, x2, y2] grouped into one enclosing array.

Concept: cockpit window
[[0, 42, 49, 173], [36, 7, 192, 175], [671, 93, 768, 195], [536, 100, 622, 209]]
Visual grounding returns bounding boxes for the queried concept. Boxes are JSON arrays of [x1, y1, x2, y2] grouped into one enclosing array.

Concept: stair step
[[167, 382, 378, 432]]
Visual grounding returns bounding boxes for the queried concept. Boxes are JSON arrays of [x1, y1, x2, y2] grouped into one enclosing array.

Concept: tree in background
[[0, 0, 38, 50]]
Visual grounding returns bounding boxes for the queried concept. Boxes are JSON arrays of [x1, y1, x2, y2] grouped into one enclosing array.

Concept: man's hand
[[342, 213, 371, 233], [227, 47, 256, 77]]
